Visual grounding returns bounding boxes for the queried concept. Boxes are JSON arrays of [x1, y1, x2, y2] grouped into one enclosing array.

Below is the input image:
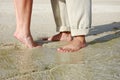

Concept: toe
[[64, 48, 72, 53], [57, 47, 71, 53], [48, 37, 53, 41], [57, 47, 65, 53]]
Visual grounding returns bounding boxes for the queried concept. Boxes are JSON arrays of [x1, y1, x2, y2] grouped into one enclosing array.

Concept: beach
[[0, 0, 120, 80]]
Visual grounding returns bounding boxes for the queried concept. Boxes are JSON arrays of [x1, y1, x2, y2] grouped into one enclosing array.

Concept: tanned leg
[[13, 0, 41, 48]]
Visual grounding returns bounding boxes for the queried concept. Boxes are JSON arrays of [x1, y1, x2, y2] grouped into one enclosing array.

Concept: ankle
[[73, 35, 86, 43], [14, 31, 31, 38]]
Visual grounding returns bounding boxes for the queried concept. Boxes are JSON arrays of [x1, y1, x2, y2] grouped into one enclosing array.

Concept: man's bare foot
[[57, 35, 86, 53], [14, 32, 41, 48], [48, 32, 72, 41]]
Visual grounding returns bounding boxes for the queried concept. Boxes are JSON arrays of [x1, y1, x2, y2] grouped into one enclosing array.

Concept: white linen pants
[[51, 0, 91, 36]]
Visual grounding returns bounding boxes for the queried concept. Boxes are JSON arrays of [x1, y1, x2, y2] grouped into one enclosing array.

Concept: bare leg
[[48, 32, 72, 41], [57, 35, 86, 53], [13, 0, 41, 48]]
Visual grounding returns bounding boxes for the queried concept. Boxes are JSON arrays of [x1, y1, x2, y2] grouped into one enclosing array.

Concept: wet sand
[[0, 30, 120, 80], [0, 0, 120, 80]]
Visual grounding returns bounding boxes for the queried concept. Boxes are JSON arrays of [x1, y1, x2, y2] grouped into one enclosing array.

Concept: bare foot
[[48, 32, 72, 41], [57, 36, 86, 53], [14, 32, 41, 48]]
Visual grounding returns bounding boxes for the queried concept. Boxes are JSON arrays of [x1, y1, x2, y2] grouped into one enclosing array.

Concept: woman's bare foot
[[14, 32, 41, 48], [57, 35, 86, 53], [48, 32, 72, 41]]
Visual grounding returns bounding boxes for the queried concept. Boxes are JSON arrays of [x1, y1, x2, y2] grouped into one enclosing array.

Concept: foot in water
[[57, 35, 86, 53], [14, 32, 41, 48]]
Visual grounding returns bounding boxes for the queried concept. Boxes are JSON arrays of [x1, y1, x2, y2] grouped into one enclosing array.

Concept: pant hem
[[71, 28, 90, 36], [59, 26, 70, 32]]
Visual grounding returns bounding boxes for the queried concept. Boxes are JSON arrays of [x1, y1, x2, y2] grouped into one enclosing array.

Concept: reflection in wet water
[[0, 46, 84, 79], [0, 38, 120, 80], [56, 52, 84, 64], [17, 50, 35, 74]]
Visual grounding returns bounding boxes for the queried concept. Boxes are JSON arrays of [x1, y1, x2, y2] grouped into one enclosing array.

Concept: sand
[[0, 0, 120, 80]]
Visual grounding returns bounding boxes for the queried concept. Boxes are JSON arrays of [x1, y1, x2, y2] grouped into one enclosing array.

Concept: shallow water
[[0, 0, 120, 79], [0, 35, 120, 80]]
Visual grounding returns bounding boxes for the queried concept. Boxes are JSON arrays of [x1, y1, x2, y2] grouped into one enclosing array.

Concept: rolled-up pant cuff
[[71, 28, 90, 36], [59, 26, 70, 32]]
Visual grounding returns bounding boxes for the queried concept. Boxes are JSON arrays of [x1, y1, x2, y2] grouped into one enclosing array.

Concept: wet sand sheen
[[0, 34, 120, 80], [0, 0, 120, 80]]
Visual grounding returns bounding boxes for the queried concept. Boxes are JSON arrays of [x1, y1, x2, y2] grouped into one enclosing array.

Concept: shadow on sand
[[35, 22, 120, 46], [88, 22, 120, 45]]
